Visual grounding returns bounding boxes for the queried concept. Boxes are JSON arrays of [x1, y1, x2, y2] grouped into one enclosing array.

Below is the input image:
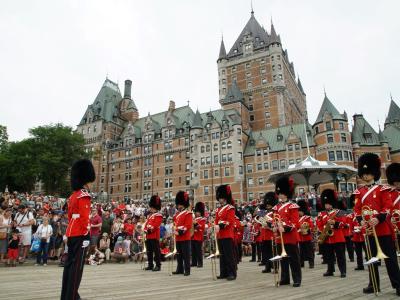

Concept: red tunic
[[192, 217, 206, 241], [66, 189, 91, 237], [343, 213, 353, 237], [253, 222, 262, 243], [297, 215, 314, 242], [319, 209, 346, 244], [272, 201, 300, 245], [386, 187, 400, 233], [350, 213, 365, 243], [173, 210, 193, 242], [144, 212, 163, 240], [233, 216, 243, 244], [215, 204, 235, 239], [354, 185, 393, 237]]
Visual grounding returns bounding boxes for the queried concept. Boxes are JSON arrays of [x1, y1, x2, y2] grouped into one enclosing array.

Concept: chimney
[[169, 100, 175, 111], [124, 79, 132, 99]]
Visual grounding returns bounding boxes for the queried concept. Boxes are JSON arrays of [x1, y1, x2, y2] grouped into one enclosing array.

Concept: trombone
[[269, 213, 288, 287], [362, 205, 388, 296], [206, 226, 220, 280], [165, 226, 177, 276], [391, 209, 400, 258], [138, 220, 148, 270]]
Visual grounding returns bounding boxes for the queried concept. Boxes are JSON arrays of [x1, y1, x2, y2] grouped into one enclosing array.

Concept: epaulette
[[271, 205, 278, 211], [227, 204, 235, 210], [288, 203, 299, 209], [77, 189, 91, 199], [353, 189, 361, 195], [380, 185, 392, 191]]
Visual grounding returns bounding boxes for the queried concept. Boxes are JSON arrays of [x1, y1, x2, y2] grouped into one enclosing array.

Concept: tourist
[[15, 204, 35, 263], [7, 230, 20, 267], [35, 216, 53, 266], [90, 208, 102, 246], [99, 232, 111, 261], [0, 208, 13, 262], [111, 236, 129, 263]]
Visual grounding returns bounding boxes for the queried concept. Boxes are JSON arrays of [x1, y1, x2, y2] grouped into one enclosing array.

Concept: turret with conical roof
[[269, 21, 281, 45], [384, 97, 400, 128], [217, 37, 227, 62], [191, 109, 203, 130], [221, 81, 245, 105], [314, 92, 347, 125]]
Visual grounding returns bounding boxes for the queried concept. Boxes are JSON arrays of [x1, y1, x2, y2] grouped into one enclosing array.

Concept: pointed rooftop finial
[[390, 92, 394, 101], [187, 100, 190, 107], [251, 0, 254, 15], [324, 85, 327, 97], [218, 36, 227, 61]]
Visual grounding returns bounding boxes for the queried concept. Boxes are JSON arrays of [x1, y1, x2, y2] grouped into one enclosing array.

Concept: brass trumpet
[[254, 214, 273, 227]]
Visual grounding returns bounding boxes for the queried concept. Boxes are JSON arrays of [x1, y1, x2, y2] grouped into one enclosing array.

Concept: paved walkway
[[0, 256, 398, 300]]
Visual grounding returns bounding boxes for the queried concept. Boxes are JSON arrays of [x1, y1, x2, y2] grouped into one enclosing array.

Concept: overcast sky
[[1, 0, 399, 141]]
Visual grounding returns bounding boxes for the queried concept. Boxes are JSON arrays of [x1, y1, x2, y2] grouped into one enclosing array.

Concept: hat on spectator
[[175, 191, 190, 208], [70, 159, 96, 191], [149, 195, 161, 210], [117, 236, 123, 242], [18, 204, 26, 210], [102, 232, 108, 237]]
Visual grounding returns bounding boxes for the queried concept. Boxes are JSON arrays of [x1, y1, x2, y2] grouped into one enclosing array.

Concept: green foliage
[[0, 125, 8, 152], [0, 123, 87, 196]]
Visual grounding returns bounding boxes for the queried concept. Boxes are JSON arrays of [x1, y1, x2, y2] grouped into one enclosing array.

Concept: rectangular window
[[204, 186, 209, 195], [280, 159, 286, 169], [258, 177, 264, 185], [328, 151, 335, 161], [222, 154, 227, 162], [204, 170, 209, 179], [214, 169, 219, 177], [224, 167, 230, 176], [248, 178, 254, 187], [248, 192, 254, 201], [256, 149, 261, 156], [341, 133, 347, 143], [288, 144, 293, 151], [344, 151, 349, 161], [246, 164, 253, 173], [227, 153, 233, 162], [326, 122, 332, 131], [250, 115, 255, 121], [201, 157, 205, 165], [257, 163, 262, 171], [336, 151, 343, 161], [327, 134, 334, 143], [239, 166, 243, 175], [295, 144, 300, 150], [263, 162, 269, 170], [272, 160, 279, 170], [339, 122, 344, 130]]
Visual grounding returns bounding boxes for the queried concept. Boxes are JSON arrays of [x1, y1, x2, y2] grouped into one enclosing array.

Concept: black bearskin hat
[[263, 192, 278, 208], [297, 199, 309, 215], [275, 176, 294, 199], [386, 163, 400, 185], [70, 159, 96, 191], [194, 202, 205, 217], [175, 191, 190, 208], [358, 153, 381, 181], [149, 195, 161, 211], [321, 189, 337, 208], [349, 194, 356, 209], [216, 184, 234, 205]]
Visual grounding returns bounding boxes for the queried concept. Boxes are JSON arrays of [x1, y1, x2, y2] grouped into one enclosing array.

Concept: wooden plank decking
[[0, 255, 398, 300]]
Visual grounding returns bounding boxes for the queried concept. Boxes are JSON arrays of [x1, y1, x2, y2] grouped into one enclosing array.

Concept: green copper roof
[[79, 79, 122, 125], [191, 109, 203, 129], [351, 114, 381, 146], [244, 123, 315, 155], [314, 94, 347, 124], [385, 99, 400, 127], [383, 124, 400, 153], [222, 81, 245, 105]]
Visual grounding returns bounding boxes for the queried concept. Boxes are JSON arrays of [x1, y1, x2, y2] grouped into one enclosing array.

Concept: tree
[[0, 125, 8, 152]]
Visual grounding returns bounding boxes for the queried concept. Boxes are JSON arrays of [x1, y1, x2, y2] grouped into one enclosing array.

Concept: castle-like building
[[77, 11, 400, 207]]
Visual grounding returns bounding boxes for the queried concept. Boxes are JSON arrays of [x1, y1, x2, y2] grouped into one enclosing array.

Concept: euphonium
[[362, 205, 388, 263], [254, 214, 273, 227], [300, 222, 310, 235]]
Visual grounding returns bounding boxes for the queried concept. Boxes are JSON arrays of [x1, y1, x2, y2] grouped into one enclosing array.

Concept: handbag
[[30, 238, 40, 252]]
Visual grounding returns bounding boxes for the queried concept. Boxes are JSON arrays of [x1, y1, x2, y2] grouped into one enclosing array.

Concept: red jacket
[[389, 188, 400, 232], [350, 213, 365, 243], [174, 210, 193, 242], [261, 211, 274, 241], [354, 185, 393, 237], [215, 204, 235, 239], [320, 209, 346, 244], [144, 212, 163, 240], [234, 216, 243, 243], [192, 216, 206, 241], [66, 189, 91, 237], [297, 215, 314, 242], [343, 214, 353, 237], [272, 201, 300, 245], [253, 222, 262, 243]]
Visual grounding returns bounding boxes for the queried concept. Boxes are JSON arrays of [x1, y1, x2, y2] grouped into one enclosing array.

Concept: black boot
[[363, 285, 380, 294], [144, 266, 153, 271], [152, 266, 161, 271]]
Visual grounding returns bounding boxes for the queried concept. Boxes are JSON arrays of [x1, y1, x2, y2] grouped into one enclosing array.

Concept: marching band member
[[172, 191, 193, 276], [215, 184, 236, 281], [297, 199, 315, 269], [316, 208, 327, 265], [386, 163, 400, 252], [261, 192, 276, 273], [234, 209, 244, 264], [272, 176, 301, 287], [191, 202, 206, 268], [61, 159, 95, 300], [354, 153, 400, 295], [319, 189, 347, 278], [144, 195, 163, 271], [350, 194, 366, 270]]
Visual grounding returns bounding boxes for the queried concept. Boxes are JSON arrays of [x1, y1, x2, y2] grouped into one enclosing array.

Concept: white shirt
[[15, 211, 34, 233], [36, 224, 53, 243]]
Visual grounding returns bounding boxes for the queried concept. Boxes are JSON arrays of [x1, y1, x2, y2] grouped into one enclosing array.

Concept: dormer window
[[277, 134, 283, 141], [233, 49, 238, 54], [364, 133, 373, 143], [167, 119, 172, 125]]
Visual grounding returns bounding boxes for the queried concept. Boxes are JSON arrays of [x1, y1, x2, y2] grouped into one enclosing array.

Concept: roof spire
[[269, 19, 281, 45], [324, 85, 327, 98], [390, 92, 394, 101], [251, 0, 254, 15], [218, 36, 227, 62]]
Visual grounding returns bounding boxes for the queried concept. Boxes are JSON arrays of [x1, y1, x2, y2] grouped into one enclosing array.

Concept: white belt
[[72, 214, 80, 219]]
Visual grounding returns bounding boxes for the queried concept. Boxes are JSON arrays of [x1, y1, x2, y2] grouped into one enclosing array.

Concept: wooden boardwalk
[[0, 255, 398, 300]]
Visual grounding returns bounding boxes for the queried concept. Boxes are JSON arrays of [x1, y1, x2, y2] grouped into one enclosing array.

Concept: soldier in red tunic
[[144, 195, 163, 271], [260, 192, 277, 273], [234, 209, 244, 264], [215, 184, 236, 281], [350, 194, 366, 270], [61, 159, 95, 300], [319, 189, 347, 278], [387, 163, 400, 252], [172, 191, 193, 276], [191, 201, 206, 268], [354, 153, 400, 295], [272, 176, 301, 287], [297, 199, 315, 269]]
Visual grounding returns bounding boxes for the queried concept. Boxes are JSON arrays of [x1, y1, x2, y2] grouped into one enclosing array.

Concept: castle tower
[[217, 11, 307, 131]]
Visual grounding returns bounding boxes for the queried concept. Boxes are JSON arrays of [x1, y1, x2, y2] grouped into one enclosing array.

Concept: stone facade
[[77, 12, 400, 207]]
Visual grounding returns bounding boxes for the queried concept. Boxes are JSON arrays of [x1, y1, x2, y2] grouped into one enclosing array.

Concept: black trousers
[[218, 238, 236, 277], [251, 241, 262, 261], [277, 243, 301, 284], [299, 241, 314, 267], [366, 235, 400, 289], [354, 241, 366, 267], [146, 238, 161, 268], [345, 236, 354, 261], [61, 236, 88, 300], [261, 240, 273, 270], [191, 240, 203, 267], [325, 242, 346, 274], [176, 240, 191, 274], [237, 241, 243, 263], [319, 242, 327, 262]]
